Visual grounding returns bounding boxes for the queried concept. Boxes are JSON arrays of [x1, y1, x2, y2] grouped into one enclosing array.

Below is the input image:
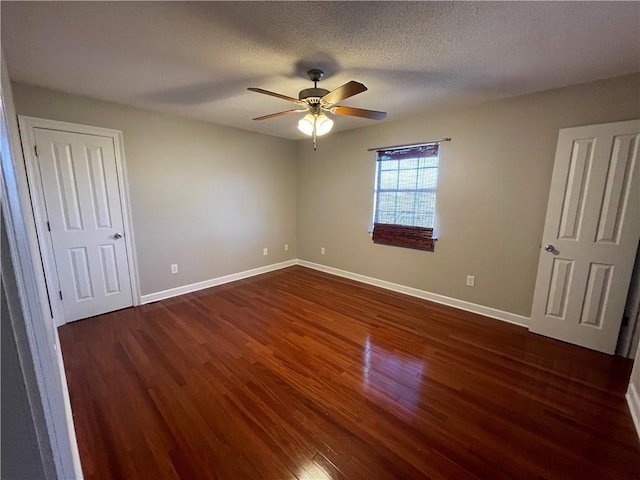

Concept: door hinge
[[47, 221, 51, 231], [34, 145, 39, 157], [59, 290, 63, 301]]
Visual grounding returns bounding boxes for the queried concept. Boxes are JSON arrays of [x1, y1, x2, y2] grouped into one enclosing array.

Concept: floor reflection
[[296, 460, 334, 480], [362, 336, 425, 411]]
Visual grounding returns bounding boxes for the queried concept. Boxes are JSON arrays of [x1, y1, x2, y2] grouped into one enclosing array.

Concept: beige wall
[[2, 242, 50, 480], [12, 83, 298, 296], [296, 74, 640, 317], [11, 75, 639, 314]]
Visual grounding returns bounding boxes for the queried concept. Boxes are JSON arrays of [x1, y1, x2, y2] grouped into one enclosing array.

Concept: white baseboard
[[140, 258, 530, 328], [297, 260, 530, 328], [140, 260, 297, 304], [627, 382, 640, 441]]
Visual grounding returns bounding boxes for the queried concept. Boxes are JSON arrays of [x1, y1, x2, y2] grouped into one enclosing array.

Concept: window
[[372, 144, 439, 251]]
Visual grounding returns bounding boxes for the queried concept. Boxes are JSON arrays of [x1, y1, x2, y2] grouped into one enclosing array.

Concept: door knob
[[113, 232, 123, 240], [544, 244, 555, 252]]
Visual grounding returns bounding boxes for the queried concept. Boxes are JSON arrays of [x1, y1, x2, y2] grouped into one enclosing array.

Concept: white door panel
[[530, 120, 640, 354], [34, 128, 133, 321]]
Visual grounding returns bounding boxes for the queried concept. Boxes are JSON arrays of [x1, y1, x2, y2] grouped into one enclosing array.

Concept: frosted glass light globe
[[297, 114, 315, 136], [315, 114, 334, 136]]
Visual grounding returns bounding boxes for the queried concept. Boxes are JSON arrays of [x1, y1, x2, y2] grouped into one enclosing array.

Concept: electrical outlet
[[171, 264, 178, 274], [320, 247, 326, 255], [263, 248, 268, 256], [284, 244, 289, 251], [466, 275, 475, 287]]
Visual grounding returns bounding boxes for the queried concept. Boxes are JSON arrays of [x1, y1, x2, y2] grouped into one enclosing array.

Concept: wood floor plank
[[59, 266, 640, 479]]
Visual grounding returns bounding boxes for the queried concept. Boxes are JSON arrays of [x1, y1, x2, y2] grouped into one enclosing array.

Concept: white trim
[[141, 260, 298, 304], [54, 342, 82, 475], [2, 56, 82, 479], [297, 260, 530, 328], [18, 116, 141, 326], [141, 258, 529, 326], [626, 382, 640, 441]]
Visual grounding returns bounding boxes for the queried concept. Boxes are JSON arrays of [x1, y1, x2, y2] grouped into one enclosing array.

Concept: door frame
[[18, 116, 141, 326]]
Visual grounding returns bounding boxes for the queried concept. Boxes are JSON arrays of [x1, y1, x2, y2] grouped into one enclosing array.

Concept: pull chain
[[313, 116, 317, 151]]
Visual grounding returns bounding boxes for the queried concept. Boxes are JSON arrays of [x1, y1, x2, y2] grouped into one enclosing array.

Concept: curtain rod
[[367, 137, 451, 152]]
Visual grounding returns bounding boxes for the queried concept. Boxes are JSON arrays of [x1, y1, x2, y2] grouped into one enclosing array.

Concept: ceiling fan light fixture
[[315, 113, 334, 136], [297, 113, 334, 137], [297, 113, 315, 136]]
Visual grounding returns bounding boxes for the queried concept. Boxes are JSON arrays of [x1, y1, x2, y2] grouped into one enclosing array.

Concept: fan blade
[[321, 81, 367, 105], [331, 106, 387, 120], [252, 109, 306, 121], [247, 87, 305, 105]]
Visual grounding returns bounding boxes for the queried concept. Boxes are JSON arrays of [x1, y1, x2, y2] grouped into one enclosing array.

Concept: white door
[[34, 128, 133, 322], [530, 119, 640, 354]]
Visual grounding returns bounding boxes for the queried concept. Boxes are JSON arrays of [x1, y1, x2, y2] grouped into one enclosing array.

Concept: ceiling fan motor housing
[[298, 87, 330, 102]]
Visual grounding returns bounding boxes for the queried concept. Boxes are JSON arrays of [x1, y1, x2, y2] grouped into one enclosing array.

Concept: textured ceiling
[[2, 1, 639, 139]]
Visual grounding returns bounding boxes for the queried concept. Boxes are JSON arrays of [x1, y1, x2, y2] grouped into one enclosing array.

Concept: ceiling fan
[[248, 69, 386, 150]]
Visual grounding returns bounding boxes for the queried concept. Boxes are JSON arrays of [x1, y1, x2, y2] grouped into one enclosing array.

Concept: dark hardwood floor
[[59, 266, 640, 479]]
